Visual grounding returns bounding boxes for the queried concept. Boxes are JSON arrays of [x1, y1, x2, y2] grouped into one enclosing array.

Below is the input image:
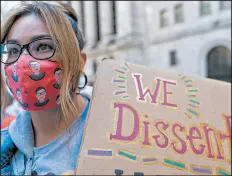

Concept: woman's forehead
[[7, 14, 50, 44]]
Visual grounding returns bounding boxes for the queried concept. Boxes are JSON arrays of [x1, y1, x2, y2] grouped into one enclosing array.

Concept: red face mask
[[4, 56, 63, 111]]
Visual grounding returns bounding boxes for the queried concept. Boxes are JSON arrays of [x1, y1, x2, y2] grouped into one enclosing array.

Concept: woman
[[1, 1, 92, 175]]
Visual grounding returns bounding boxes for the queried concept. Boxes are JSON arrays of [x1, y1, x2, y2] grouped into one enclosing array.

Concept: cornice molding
[[150, 18, 231, 45]]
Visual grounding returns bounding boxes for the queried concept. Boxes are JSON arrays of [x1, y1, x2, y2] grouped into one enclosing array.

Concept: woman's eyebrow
[[31, 34, 52, 40], [7, 34, 52, 43], [6, 39, 18, 43]]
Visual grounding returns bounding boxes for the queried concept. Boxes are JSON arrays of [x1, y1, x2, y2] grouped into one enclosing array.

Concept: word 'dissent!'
[[109, 73, 231, 163]]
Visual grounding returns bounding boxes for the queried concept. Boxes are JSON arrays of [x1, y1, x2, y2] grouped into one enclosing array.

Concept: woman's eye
[[37, 44, 53, 52], [9, 48, 20, 55]]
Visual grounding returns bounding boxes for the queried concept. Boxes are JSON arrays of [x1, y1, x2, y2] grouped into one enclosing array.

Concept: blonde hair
[[1, 1, 83, 126], [1, 76, 9, 115]]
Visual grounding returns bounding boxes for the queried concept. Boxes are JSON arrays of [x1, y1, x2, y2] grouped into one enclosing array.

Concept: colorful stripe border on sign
[[117, 149, 137, 162], [216, 167, 231, 176], [190, 164, 212, 175], [162, 158, 187, 171], [87, 149, 113, 157], [142, 157, 158, 165]]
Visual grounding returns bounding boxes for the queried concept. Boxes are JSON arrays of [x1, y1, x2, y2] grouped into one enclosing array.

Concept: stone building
[[71, 1, 231, 85], [1, 1, 231, 85]]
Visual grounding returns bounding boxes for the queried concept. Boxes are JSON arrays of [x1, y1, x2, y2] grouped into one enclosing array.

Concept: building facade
[[71, 1, 231, 85], [1, 1, 231, 85]]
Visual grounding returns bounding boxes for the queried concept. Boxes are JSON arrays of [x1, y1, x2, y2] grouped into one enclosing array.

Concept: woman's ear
[[81, 52, 87, 68]]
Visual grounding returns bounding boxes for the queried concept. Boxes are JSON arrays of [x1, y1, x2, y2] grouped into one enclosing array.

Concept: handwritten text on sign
[[110, 73, 231, 163], [78, 61, 231, 175]]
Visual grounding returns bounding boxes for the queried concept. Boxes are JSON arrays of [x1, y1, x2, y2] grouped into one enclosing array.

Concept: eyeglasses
[[55, 71, 62, 76], [1, 38, 57, 64], [36, 90, 46, 96]]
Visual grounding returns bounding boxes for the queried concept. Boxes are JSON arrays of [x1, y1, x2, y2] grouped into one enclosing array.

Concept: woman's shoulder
[[1, 126, 11, 145], [1, 127, 17, 173], [1, 128, 10, 152], [1, 126, 16, 154]]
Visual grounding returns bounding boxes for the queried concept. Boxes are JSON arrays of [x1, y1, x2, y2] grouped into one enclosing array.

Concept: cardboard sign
[[76, 60, 231, 175]]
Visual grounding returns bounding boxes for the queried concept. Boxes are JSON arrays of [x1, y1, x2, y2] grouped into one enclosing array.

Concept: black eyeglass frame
[[1, 37, 57, 65]]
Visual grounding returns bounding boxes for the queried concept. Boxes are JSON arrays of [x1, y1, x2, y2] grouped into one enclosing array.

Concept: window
[[170, 50, 177, 66], [112, 1, 117, 35], [219, 1, 231, 11], [199, 1, 211, 16], [80, 1, 85, 37], [207, 47, 231, 82], [160, 9, 168, 28], [174, 4, 184, 23]]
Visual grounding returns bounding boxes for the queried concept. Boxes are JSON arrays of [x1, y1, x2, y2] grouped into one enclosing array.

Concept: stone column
[[116, 1, 132, 37], [71, 1, 81, 18], [84, 1, 97, 48], [99, 1, 113, 44], [71, 1, 85, 35]]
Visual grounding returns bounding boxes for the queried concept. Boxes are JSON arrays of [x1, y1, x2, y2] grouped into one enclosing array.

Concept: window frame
[[199, 1, 212, 16], [160, 9, 168, 28], [169, 50, 177, 66], [207, 46, 231, 82], [174, 4, 184, 24], [219, 1, 231, 11]]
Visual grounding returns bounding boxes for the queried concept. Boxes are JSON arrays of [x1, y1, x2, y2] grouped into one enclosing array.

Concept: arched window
[[207, 46, 231, 82]]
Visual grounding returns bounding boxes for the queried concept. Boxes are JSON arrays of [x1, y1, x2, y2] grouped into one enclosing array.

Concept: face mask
[[4, 56, 63, 111]]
